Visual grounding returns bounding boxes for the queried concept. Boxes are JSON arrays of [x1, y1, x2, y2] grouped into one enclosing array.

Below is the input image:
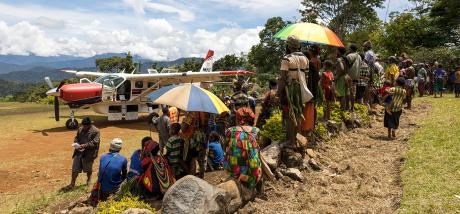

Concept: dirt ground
[[0, 101, 428, 213], [251, 103, 429, 214], [0, 103, 156, 213]]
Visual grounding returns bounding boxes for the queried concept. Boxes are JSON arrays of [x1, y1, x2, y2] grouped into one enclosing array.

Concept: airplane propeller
[[54, 81, 66, 121]]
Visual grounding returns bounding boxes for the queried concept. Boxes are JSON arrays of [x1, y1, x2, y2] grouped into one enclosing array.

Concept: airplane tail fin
[[199, 50, 214, 72]]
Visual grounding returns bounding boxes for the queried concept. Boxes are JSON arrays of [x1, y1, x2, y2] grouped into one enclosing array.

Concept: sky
[[0, 0, 414, 60]]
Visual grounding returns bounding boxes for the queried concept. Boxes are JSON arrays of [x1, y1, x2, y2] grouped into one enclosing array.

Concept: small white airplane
[[45, 50, 253, 129]]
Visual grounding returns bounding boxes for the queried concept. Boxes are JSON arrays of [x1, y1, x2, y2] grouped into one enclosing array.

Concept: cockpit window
[[95, 75, 125, 88]]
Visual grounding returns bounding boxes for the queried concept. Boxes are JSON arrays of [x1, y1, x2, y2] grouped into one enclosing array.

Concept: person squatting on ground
[[346, 43, 363, 112], [127, 137, 152, 179], [277, 35, 310, 144], [224, 107, 262, 189], [92, 138, 127, 202], [207, 131, 225, 170], [383, 77, 407, 139], [321, 60, 335, 121], [65, 117, 100, 190], [256, 80, 279, 129], [137, 139, 175, 200]]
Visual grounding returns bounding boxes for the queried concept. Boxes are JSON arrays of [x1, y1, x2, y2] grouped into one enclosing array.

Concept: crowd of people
[[63, 35, 460, 206]]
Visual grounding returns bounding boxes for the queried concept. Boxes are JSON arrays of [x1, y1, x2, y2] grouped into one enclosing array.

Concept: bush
[[97, 194, 156, 214], [314, 122, 328, 139], [261, 110, 286, 142]]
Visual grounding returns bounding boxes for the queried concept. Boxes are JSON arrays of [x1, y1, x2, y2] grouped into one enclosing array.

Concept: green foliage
[[430, 0, 460, 45], [376, 13, 444, 56], [410, 46, 460, 70], [96, 52, 135, 73], [178, 58, 203, 72], [314, 122, 328, 139], [261, 110, 286, 142], [97, 194, 156, 214], [354, 103, 370, 124], [248, 17, 289, 83], [299, 0, 385, 38], [0, 79, 28, 97]]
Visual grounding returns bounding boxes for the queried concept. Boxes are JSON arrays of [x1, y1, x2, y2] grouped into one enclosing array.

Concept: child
[[383, 77, 406, 139], [321, 60, 335, 120], [207, 132, 224, 170], [379, 80, 393, 114], [164, 123, 185, 178]]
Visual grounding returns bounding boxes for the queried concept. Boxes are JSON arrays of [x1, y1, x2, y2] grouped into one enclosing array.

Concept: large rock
[[161, 175, 231, 214], [260, 143, 281, 170], [217, 180, 242, 214], [123, 208, 155, 214]]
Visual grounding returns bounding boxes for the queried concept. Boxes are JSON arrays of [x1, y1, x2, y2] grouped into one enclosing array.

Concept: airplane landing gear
[[66, 109, 79, 129]]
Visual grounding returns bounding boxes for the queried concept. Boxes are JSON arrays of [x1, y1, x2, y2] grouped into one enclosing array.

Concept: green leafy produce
[[97, 194, 156, 214], [314, 122, 328, 139], [261, 110, 286, 142]]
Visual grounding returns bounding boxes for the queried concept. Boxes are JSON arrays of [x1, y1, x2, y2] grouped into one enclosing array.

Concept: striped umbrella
[[275, 22, 344, 47], [147, 83, 229, 114]]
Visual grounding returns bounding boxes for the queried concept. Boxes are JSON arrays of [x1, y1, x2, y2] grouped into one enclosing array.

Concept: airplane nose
[[46, 88, 60, 96]]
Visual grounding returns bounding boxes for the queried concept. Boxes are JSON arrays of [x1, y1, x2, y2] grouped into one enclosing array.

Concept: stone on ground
[[308, 158, 321, 171], [161, 175, 231, 214], [122, 208, 154, 214], [282, 168, 304, 182], [306, 148, 316, 158], [260, 143, 281, 170], [282, 148, 303, 168], [68, 206, 94, 214]]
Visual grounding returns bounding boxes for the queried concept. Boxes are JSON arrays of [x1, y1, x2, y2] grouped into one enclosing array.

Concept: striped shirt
[[165, 135, 183, 164], [388, 86, 406, 112]]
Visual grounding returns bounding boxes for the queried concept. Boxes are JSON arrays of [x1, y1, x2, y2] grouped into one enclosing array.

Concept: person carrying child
[[383, 77, 406, 139], [321, 60, 335, 120]]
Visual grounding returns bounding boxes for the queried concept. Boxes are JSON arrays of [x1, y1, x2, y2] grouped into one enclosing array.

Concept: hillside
[[0, 79, 28, 97], [0, 67, 76, 83]]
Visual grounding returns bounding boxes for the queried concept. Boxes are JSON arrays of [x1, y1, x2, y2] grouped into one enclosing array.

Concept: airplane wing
[[62, 70, 108, 78], [121, 70, 254, 85]]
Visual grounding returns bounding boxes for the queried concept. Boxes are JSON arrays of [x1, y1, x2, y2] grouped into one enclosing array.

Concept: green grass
[[399, 94, 460, 213], [12, 185, 87, 214]]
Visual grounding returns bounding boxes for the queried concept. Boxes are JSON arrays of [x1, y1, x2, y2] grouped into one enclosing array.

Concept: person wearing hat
[[64, 117, 100, 191], [95, 138, 128, 201], [277, 35, 310, 144]]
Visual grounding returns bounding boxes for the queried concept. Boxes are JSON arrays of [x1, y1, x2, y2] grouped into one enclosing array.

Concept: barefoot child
[[383, 77, 406, 139], [321, 60, 335, 120]]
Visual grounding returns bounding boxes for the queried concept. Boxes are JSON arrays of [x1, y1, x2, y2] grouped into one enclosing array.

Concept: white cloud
[[123, 0, 195, 22], [0, 20, 261, 60], [207, 0, 301, 15], [145, 18, 173, 35]]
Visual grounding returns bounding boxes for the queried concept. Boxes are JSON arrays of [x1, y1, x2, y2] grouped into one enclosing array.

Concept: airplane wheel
[[66, 119, 79, 129]]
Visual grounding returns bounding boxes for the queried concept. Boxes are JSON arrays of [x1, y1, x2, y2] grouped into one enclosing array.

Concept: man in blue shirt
[[127, 137, 152, 179], [97, 138, 128, 201]]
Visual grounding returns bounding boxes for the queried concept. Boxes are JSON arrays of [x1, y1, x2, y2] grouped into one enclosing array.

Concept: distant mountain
[[0, 67, 76, 83]]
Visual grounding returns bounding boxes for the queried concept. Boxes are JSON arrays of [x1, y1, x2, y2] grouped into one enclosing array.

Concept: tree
[[213, 54, 246, 71], [299, 0, 385, 38], [95, 52, 135, 73], [429, 0, 460, 45], [248, 17, 289, 83], [178, 58, 203, 72]]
